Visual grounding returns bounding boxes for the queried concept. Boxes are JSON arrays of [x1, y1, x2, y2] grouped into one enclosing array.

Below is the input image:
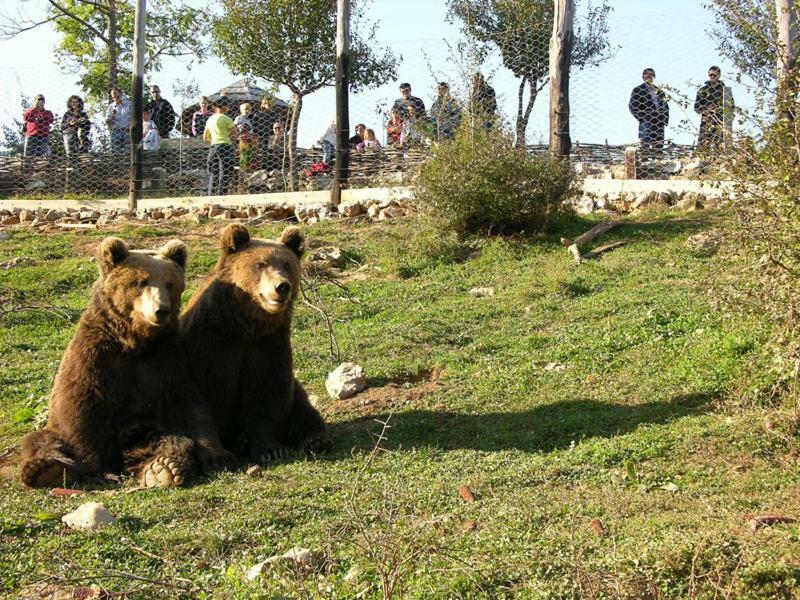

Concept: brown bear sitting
[[19, 237, 233, 488], [180, 224, 330, 461]]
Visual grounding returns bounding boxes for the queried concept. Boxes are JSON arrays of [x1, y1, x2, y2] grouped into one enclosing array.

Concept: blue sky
[[0, 0, 759, 149]]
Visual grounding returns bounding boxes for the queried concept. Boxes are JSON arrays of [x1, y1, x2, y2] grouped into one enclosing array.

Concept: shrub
[[415, 126, 578, 236]]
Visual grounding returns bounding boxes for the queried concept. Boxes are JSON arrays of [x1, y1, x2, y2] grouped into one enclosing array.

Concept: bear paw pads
[[140, 456, 186, 488], [302, 434, 332, 455]]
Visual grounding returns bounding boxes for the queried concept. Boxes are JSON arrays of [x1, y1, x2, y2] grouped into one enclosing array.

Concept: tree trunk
[[107, 0, 119, 90], [287, 92, 303, 192], [776, 0, 797, 119], [549, 0, 574, 157], [332, 0, 350, 205], [515, 78, 539, 149]]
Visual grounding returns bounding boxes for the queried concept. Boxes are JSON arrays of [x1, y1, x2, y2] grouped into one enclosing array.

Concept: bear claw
[[21, 457, 79, 488], [140, 456, 186, 488]]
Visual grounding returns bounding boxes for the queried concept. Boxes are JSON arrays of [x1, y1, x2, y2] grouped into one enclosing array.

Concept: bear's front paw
[[139, 456, 187, 488], [302, 432, 332, 455], [196, 445, 236, 474], [251, 445, 291, 464]]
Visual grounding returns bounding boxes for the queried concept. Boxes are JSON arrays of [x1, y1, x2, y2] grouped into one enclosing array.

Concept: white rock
[[576, 197, 595, 215], [469, 286, 495, 297], [245, 548, 317, 582], [326, 362, 366, 400], [61, 502, 116, 531], [366, 204, 381, 219], [309, 246, 344, 268]]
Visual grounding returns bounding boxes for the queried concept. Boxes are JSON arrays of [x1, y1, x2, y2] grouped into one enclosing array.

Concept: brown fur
[[19, 237, 233, 488], [181, 224, 330, 461]]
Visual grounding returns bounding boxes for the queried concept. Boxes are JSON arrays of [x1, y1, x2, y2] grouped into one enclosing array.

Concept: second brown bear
[[180, 224, 330, 461]]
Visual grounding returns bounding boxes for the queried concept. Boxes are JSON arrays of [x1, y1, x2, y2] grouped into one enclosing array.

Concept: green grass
[[1, 211, 799, 598]]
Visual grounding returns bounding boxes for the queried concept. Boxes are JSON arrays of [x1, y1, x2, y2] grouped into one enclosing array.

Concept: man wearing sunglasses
[[694, 66, 735, 154]]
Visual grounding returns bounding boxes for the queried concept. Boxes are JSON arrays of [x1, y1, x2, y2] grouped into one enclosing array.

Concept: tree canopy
[[447, 0, 612, 146], [212, 0, 398, 188], [704, 0, 778, 89], [0, 0, 208, 103]]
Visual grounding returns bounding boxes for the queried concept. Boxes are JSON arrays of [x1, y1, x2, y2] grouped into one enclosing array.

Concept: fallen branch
[[561, 220, 622, 264], [581, 240, 632, 261]]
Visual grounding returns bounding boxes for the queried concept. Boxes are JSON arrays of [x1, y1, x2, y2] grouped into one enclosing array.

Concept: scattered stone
[[339, 199, 363, 217], [589, 517, 606, 536], [378, 205, 405, 220], [533, 361, 567, 373], [19, 210, 35, 223], [246, 465, 263, 478], [366, 204, 381, 219], [576, 197, 595, 214], [674, 196, 704, 212], [245, 548, 320, 582], [309, 246, 344, 268], [0, 256, 35, 270], [325, 362, 367, 400], [295, 204, 320, 223], [469, 287, 495, 298], [78, 210, 100, 221], [61, 502, 116, 531], [149, 210, 165, 220], [50, 487, 83, 498], [685, 232, 719, 256], [459, 484, 475, 503], [1, 214, 21, 225]]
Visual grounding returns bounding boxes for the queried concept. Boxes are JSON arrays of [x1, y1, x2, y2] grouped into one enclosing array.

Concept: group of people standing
[[315, 73, 498, 165], [629, 65, 735, 156], [21, 85, 176, 157]]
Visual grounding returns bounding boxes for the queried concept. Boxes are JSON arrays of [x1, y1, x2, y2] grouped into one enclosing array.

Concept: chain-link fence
[[0, 6, 759, 200]]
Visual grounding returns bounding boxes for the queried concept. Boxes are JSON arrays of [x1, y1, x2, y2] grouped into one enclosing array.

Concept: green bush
[[415, 126, 578, 236]]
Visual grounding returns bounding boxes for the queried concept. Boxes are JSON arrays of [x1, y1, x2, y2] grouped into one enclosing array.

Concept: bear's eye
[[166, 282, 174, 290], [283, 262, 291, 271], [136, 279, 149, 289]]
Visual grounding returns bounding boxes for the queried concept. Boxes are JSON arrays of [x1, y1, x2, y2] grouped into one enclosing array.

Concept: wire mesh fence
[[0, 6, 760, 200]]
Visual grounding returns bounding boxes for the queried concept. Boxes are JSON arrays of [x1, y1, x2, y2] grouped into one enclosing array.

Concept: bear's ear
[[159, 239, 188, 270], [219, 224, 250, 254], [279, 226, 304, 258], [97, 237, 129, 274]]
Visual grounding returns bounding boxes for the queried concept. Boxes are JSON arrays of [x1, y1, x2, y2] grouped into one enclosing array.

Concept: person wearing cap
[[106, 86, 132, 154], [203, 97, 238, 196], [430, 82, 461, 141], [22, 94, 54, 157]]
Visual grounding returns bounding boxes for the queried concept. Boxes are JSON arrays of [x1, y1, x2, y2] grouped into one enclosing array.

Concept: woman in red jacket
[[23, 94, 54, 158]]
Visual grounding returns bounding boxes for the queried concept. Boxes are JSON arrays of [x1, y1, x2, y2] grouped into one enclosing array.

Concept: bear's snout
[[154, 305, 171, 321], [275, 281, 291, 297]]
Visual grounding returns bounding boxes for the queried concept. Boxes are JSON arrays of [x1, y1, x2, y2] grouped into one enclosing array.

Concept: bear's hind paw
[[20, 457, 79, 488], [139, 456, 187, 488]]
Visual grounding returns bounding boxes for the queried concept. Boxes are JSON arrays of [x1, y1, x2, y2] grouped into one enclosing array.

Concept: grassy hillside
[[1, 211, 798, 598]]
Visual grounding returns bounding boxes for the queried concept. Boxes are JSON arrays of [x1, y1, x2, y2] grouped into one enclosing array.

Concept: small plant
[[415, 125, 579, 236]]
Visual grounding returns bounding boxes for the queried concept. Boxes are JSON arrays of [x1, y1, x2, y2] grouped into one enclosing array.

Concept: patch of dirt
[[325, 367, 444, 417]]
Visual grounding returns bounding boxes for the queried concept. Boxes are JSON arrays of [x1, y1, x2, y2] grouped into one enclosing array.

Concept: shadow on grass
[[330, 391, 713, 455]]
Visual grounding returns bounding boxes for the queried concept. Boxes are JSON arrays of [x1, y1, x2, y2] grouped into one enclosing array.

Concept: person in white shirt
[[140, 109, 161, 151]]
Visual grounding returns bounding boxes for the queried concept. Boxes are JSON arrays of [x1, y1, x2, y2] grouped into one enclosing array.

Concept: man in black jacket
[[628, 68, 669, 157], [145, 85, 176, 139]]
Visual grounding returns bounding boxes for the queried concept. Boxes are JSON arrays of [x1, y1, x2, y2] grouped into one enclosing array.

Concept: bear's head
[[215, 224, 304, 320], [95, 237, 188, 336]]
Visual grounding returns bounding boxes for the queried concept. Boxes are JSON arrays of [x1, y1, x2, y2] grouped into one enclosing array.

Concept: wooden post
[[776, 0, 797, 118], [549, 0, 574, 157], [331, 0, 350, 206], [128, 0, 146, 211]]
